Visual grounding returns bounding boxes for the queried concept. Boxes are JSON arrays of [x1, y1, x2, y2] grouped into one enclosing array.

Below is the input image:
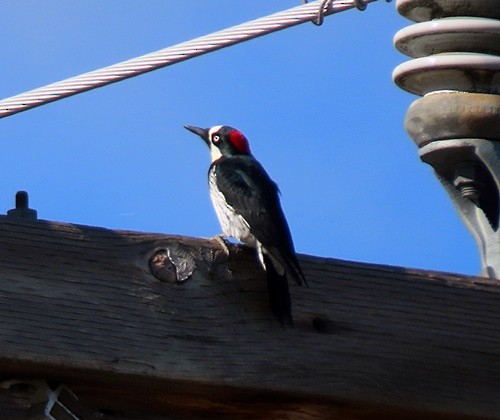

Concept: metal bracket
[[419, 139, 500, 278]]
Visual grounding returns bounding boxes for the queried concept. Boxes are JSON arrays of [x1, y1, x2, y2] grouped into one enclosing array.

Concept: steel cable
[[0, 0, 387, 118]]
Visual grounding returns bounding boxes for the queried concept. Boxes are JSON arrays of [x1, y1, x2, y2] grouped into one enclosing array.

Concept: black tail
[[286, 253, 308, 288], [264, 254, 293, 326]]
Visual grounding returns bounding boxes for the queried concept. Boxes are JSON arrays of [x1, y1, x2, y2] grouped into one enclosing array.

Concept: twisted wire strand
[[0, 0, 381, 119]]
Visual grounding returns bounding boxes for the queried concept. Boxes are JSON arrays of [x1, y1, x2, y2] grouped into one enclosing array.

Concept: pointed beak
[[184, 125, 209, 146]]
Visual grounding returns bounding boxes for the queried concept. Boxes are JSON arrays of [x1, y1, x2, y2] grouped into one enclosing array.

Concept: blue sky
[[0, 1, 478, 276]]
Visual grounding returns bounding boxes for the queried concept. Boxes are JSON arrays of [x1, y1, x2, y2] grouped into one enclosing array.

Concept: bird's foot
[[211, 234, 231, 257]]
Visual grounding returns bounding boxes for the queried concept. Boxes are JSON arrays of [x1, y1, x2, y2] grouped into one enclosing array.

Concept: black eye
[[212, 134, 220, 143]]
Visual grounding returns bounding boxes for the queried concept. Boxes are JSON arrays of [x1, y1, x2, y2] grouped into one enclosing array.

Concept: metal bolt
[[453, 165, 483, 205], [6, 191, 38, 220], [15, 191, 29, 209]]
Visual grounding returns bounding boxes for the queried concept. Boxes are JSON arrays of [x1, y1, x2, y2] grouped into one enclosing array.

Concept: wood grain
[[0, 216, 498, 418]]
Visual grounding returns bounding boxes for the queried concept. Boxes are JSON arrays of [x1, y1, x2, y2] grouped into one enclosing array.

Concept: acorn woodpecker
[[184, 124, 307, 325]]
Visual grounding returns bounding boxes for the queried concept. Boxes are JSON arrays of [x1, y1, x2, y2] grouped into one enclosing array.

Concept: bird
[[184, 124, 307, 325]]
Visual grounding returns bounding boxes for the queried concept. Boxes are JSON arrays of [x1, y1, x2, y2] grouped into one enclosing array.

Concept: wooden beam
[[0, 216, 498, 418]]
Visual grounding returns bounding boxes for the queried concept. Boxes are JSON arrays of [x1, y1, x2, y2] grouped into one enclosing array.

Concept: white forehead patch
[[208, 125, 224, 162], [208, 125, 223, 138]]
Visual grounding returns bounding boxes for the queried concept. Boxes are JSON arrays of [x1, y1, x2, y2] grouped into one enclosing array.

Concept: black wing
[[212, 156, 306, 286]]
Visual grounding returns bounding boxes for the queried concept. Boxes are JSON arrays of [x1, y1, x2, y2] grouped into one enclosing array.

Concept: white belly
[[209, 171, 257, 248]]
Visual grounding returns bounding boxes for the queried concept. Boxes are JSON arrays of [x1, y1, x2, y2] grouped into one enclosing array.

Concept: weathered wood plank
[[0, 216, 498, 418]]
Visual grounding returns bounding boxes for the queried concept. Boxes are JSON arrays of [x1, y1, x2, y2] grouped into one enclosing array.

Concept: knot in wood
[[149, 245, 196, 283], [149, 249, 178, 283]]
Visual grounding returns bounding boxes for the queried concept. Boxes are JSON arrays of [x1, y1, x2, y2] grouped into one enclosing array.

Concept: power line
[[0, 0, 389, 119]]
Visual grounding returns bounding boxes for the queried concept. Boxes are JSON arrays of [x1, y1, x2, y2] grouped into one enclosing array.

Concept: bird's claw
[[211, 234, 231, 257]]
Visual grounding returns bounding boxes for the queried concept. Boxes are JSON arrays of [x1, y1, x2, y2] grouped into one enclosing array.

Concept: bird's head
[[184, 125, 251, 162]]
